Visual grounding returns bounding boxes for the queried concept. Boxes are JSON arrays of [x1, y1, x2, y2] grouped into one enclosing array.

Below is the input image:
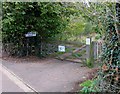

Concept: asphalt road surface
[[1, 58, 96, 92], [0, 62, 37, 93], [0, 69, 24, 92]]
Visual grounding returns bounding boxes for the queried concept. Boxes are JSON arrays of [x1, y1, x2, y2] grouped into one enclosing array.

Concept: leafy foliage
[[80, 79, 99, 93], [2, 2, 77, 56], [78, 2, 120, 93], [77, 2, 116, 36], [98, 3, 120, 92]]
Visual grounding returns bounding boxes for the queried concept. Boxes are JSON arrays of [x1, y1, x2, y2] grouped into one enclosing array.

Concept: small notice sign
[[25, 32, 37, 37], [58, 45, 65, 52], [86, 38, 91, 45]]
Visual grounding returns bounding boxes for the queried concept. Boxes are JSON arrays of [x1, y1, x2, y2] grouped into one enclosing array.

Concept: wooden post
[[86, 37, 91, 59], [96, 42, 99, 59], [93, 41, 97, 59], [86, 37, 94, 67]]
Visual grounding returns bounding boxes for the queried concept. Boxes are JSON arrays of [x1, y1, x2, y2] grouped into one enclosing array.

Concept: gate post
[[86, 37, 94, 67], [86, 37, 91, 59]]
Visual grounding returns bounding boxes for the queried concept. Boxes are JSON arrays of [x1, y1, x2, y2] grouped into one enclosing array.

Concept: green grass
[[72, 53, 82, 58], [71, 50, 86, 58], [80, 80, 93, 87]]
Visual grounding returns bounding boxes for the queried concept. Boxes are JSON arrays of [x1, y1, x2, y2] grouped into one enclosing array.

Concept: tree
[[2, 2, 77, 56]]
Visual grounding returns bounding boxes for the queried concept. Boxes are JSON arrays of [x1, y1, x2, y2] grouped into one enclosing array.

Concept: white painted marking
[[0, 63, 38, 92]]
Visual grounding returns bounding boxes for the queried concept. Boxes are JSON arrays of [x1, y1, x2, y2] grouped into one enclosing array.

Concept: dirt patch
[[1, 55, 50, 63]]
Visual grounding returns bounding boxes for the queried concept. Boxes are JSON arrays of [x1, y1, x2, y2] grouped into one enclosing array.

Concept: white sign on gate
[[58, 45, 65, 52], [86, 38, 91, 45]]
